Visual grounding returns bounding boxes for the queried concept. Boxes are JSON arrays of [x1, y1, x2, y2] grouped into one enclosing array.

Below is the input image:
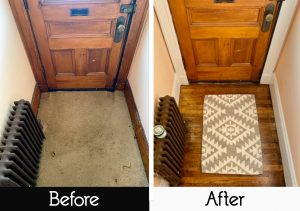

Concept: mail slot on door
[[214, 0, 235, 3], [70, 8, 89, 16]]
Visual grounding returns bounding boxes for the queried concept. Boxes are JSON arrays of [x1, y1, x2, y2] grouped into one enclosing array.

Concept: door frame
[[9, 0, 149, 92], [261, 0, 299, 84], [155, 0, 297, 85]]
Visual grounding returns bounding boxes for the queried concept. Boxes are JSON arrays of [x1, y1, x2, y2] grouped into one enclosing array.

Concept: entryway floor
[[179, 84, 285, 186], [36, 91, 148, 187]]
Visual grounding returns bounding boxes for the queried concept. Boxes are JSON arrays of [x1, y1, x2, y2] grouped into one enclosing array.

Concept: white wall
[[261, 0, 299, 84], [128, 13, 149, 141], [154, 13, 175, 107], [154, 0, 189, 103], [273, 4, 300, 185], [0, 1, 36, 135], [153, 13, 174, 187]]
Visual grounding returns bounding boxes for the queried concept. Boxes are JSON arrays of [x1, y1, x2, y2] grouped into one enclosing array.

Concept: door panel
[[188, 9, 260, 25], [168, 0, 279, 81], [87, 49, 109, 74], [41, 5, 119, 21], [185, 0, 266, 7], [43, 0, 118, 3], [51, 50, 75, 75], [190, 27, 260, 39], [46, 21, 112, 37], [193, 39, 218, 67], [232, 39, 256, 65], [28, 0, 130, 89]]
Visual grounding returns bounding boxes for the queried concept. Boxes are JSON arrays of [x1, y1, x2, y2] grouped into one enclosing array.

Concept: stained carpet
[[36, 91, 148, 186]]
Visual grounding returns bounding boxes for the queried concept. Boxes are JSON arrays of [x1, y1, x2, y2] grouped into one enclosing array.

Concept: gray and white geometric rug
[[201, 94, 263, 175]]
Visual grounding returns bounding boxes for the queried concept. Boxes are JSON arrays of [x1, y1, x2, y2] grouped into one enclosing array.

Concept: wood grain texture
[[26, 0, 129, 89], [188, 8, 260, 25], [51, 49, 75, 75], [10, 0, 148, 91], [190, 27, 260, 39], [42, 0, 118, 4], [31, 84, 41, 115], [185, 0, 267, 7], [75, 48, 87, 76], [46, 21, 112, 38], [48, 37, 113, 49], [124, 82, 149, 180], [41, 4, 119, 21], [179, 84, 285, 186], [168, 0, 279, 82], [193, 39, 218, 66], [87, 49, 108, 74]]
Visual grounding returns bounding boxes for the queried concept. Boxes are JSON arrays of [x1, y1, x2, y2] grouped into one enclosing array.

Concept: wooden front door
[[27, 0, 132, 89], [168, 0, 280, 82]]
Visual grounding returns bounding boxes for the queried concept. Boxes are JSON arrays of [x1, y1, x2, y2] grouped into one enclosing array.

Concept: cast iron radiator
[[0, 100, 45, 187], [154, 96, 186, 186]]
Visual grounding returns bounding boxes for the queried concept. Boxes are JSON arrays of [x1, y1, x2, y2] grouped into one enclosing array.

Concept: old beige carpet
[[36, 91, 148, 186], [201, 94, 263, 175]]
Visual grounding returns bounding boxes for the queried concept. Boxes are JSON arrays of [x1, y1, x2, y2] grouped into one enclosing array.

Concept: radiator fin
[[154, 96, 186, 186], [0, 100, 45, 187]]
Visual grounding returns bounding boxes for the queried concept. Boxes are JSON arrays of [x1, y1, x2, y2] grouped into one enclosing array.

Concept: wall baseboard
[[260, 73, 273, 84], [31, 84, 41, 115], [124, 81, 149, 180], [270, 74, 298, 186], [172, 74, 189, 104]]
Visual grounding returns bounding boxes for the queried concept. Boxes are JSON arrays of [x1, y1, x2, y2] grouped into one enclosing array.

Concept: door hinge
[[120, 3, 137, 14], [23, 0, 29, 10]]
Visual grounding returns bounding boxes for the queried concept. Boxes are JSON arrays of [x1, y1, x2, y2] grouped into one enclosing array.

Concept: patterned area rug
[[201, 94, 263, 175]]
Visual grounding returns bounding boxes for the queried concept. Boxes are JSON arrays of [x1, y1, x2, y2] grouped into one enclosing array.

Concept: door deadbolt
[[114, 16, 126, 43], [262, 4, 275, 32]]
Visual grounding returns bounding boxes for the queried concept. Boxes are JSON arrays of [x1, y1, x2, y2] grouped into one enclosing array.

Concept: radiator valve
[[154, 125, 167, 139]]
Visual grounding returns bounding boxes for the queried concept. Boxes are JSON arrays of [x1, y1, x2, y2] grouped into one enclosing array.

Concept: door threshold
[[189, 81, 260, 85], [48, 88, 116, 92]]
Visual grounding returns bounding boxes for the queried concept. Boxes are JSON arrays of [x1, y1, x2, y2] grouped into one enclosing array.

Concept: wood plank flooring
[[179, 84, 285, 186]]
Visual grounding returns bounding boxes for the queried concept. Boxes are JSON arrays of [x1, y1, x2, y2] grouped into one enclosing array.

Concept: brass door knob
[[265, 14, 274, 22], [117, 25, 126, 33], [114, 16, 126, 43], [262, 3, 275, 32]]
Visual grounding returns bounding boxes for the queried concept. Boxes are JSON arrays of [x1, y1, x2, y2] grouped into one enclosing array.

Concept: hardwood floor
[[179, 84, 285, 186]]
